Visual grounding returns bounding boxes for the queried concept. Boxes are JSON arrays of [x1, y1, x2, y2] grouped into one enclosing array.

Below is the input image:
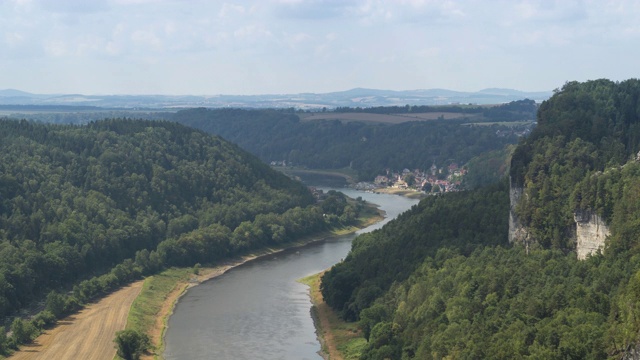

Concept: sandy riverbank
[[373, 186, 427, 199], [139, 256, 267, 360], [301, 272, 366, 360]]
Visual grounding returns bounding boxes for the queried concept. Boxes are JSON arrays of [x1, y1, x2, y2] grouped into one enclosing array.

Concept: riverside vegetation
[[320, 79, 640, 359], [124, 193, 382, 359], [0, 119, 370, 357]]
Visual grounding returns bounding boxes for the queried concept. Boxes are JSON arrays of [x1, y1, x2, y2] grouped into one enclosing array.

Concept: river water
[[163, 188, 419, 360]]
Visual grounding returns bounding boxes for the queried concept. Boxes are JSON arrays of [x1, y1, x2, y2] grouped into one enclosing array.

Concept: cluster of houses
[[495, 128, 531, 138], [272, 160, 468, 195], [269, 160, 290, 167], [356, 163, 467, 193]]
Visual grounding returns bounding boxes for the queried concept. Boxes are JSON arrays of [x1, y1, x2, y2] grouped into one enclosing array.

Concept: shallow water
[[164, 188, 418, 360]]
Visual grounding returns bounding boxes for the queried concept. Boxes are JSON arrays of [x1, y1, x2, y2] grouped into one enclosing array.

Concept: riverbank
[[300, 188, 423, 360], [300, 273, 366, 360], [373, 186, 427, 199], [129, 205, 384, 360]]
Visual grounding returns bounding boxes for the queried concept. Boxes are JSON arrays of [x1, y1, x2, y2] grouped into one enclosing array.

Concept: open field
[[9, 281, 143, 360], [298, 112, 477, 124], [462, 120, 535, 126], [278, 167, 358, 185]]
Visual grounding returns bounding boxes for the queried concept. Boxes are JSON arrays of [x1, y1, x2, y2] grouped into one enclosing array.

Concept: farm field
[[9, 281, 144, 360], [298, 112, 478, 124]]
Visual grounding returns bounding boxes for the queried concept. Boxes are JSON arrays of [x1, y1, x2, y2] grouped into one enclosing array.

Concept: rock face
[[509, 179, 610, 259], [574, 210, 610, 260], [508, 178, 532, 253]]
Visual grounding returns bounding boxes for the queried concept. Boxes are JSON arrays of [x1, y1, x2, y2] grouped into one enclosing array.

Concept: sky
[[0, 0, 638, 95]]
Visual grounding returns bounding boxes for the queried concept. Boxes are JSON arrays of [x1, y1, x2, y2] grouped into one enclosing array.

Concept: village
[[272, 159, 468, 197], [354, 162, 467, 194]]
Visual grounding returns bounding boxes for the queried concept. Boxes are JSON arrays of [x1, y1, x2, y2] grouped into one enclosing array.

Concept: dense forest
[[170, 102, 533, 180], [4, 101, 535, 181], [320, 79, 640, 359], [511, 79, 640, 250], [0, 118, 365, 354]]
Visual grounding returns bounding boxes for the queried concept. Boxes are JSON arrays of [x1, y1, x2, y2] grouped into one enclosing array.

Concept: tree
[[114, 329, 149, 360], [404, 174, 415, 186], [45, 291, 66, 318], [10, 318, 35, 345]]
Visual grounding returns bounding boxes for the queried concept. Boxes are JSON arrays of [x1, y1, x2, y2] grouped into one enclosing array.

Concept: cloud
[[271, 0, 358, 20], [36, 0, 110, 13], [1, 0, 640, 95], [219, 3, 245, 18], [513, 0, 587, 23]]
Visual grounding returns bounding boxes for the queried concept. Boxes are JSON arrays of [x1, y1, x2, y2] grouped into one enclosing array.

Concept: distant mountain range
[[0, 87, 552, 109]]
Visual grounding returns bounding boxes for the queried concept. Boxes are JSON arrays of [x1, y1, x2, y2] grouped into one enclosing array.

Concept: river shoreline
[[300, 272, 362, 360], [303, 189, 423, 360], [373, 186, 427, 199], [146, 187, 420, 359], [138, 207, 385, 360]]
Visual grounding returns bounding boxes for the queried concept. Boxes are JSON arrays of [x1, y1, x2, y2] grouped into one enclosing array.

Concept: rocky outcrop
[[574, 210, 610, 260], [509, 179, 609, 259], [508, 178, 532, 251]]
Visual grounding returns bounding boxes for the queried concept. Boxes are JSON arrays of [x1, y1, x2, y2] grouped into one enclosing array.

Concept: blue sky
[[0, 0, 638, 95]]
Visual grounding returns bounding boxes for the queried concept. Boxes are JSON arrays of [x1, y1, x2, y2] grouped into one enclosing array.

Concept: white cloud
[[219, 3, 245, 18], [4, 32, 25, 46], [131, 30, 162, 49], [0, 0, 639, 94], [44, 40, 67, 56]]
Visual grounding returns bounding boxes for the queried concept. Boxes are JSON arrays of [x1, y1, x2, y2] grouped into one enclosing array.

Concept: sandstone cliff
[[509, 180, 609, 259], [574, 210, 609, 260]]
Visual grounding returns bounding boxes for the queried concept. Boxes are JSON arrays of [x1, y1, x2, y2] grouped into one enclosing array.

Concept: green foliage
[[355, 246, 639, 359], [171, 107, 527, 180], [463, 144, 515, 189], [0, 118, 318, 321], [510, 79, 640, 250], [114, 329, 150, 360], [321, 182, 509, 321], [10, 318, 36, 345], [45, 291, 66, 318], [319, 79, 640, 359]]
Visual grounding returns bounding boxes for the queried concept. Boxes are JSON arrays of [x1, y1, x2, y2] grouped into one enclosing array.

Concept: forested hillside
[[320, 79, 640, 359], [511, 79, 640, 250], [0, 118, 364, 354], [170, 103, 531, 180]]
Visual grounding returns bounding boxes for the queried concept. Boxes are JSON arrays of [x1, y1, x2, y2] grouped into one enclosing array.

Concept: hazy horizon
[[1, 1, 638, 96], [0, 85, 553, 97]]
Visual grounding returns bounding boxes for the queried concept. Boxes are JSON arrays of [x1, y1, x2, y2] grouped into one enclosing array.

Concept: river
[[163, 188, 419, 360]]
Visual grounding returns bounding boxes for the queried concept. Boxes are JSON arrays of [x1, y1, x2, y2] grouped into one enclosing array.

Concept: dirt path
[[10, 281, 144, 360]]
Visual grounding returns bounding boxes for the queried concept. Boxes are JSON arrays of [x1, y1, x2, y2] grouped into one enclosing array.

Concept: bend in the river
[[163, 188, 418, 360]]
